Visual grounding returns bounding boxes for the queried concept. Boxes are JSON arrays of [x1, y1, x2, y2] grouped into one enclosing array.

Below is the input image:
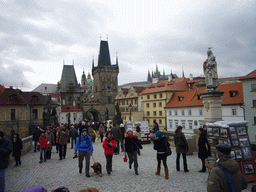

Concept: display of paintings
[[242, 147, 252, 159], [230, 150, 236, 159], [239, 137, 249, 147], [207, 128, 213, 136], [218, 139, 224, 144], [232, 140, 239, 147], [223, 139, 231, 147], [237, 127, 247, 136], [208, 137, 217, 145], [231, 133, 238, 140], [220, 128, 228, 138], [234, 149, 243, 159], [229, 127, 236, 133], [213, 128, 220, 137], [211, 146, 217, 154], [243, 163, 255, 175]]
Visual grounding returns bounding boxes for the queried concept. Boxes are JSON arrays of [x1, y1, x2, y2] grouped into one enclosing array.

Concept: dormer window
[[178, 96, 184, 101], [32, 95, 38, 102], [229, 90, 238, 97], [197, 94, 201, 100], [9, 94, 18, 102]]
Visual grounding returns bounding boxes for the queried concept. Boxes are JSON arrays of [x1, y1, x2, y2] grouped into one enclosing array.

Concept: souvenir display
[[207, 128, 213, 136], [232, 140, 239, 147], [242, 147, 252, 159], [220, 128, 228, 138], [234, 149, 243, 159], [230, 150, 236, 159], [242, 163, 255, 175], [237, 127, 247, 136], [239, 137, 249, 147], [231, 133, 238, 140], [213, 128, 220, 137]]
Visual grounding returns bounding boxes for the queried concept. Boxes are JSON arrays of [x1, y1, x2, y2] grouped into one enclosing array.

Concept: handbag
[[123, 153, 127, 162], [165, 139, 172, 156]]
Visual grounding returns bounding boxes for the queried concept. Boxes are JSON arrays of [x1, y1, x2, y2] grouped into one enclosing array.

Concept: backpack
[[78, 135, 90, 148]]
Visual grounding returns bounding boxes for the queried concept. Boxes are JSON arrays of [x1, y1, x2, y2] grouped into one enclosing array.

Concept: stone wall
[[9, 135, 33, 164]]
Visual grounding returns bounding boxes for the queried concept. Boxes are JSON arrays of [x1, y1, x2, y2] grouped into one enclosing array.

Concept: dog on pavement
[[91, 162, 102, 177]]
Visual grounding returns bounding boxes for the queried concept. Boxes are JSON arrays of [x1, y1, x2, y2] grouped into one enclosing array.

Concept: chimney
[[168, 75, 172, 82], [189, 74, 193, 80]]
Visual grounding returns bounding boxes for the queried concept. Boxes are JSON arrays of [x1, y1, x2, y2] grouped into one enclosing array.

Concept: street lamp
[[128, 103, 132, 121]]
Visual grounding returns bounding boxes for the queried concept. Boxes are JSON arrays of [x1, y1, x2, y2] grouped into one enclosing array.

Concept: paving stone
[[5, 140, 254, 191]]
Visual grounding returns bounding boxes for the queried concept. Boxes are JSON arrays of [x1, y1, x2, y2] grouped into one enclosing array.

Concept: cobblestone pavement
[[5, 140, 254, 192]]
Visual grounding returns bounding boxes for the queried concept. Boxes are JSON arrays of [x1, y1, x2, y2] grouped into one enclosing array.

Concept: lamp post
[[128, 103, 132, 121]]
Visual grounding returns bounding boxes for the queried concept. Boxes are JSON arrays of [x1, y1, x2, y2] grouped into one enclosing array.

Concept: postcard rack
[[206, 121, 256, 182]]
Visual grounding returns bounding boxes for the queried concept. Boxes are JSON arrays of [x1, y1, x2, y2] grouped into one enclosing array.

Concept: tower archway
[[83, 109, 101, 122]]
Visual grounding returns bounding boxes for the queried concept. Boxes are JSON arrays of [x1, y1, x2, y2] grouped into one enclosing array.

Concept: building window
[[108, 96, 112, 104], [169, 120, 173, 129], [77, 104, 80, 108], [253, 100, 256, 107], [32, 109, 38, 119], [159, 93, 162, 98], [154, 94, 157, 99], [252, 84, 256, 91], [254, 117, 256, 124], [169, 111, 172, 116], [153, 111, 156, 116], [199, 120, 203, 127], [159, 119, 162, 124], [175, 110, 178, 116], [10, 109, 15, 121], [232, 108, 237, 116], [146, 111, 150, 116], [181, 120, 186, 129], [199, 109, 203, 116], [153, 103, 156, 108], [122, 101, 125, 105], [77, 97, 80, 101], [174, 120, 179, 128], [159, 102, 162, 107], [135, 100, 137, 104], [68, 97, 72, 102], [147, 119, 149, 123], [188, 120, 193, 129], [146, 103, 149, 108], [131, 99, 133, 104], [147, 95, 150, 99], [181, 110, 185, 116], [188, 109, 191, 116], [159, 111, 162, 116], [126, 100, 128, 105]]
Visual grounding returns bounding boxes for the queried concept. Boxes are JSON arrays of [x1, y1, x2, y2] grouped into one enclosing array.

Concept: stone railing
[[9, 135, 33, 164]]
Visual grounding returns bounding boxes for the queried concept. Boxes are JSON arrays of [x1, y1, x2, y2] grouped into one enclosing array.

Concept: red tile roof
[[61, 105, 82, 112], [0, 85, 5, 96], [239, 69, 256, 80], [121, 86, 146, 96], [165, 82, 243, 108], [139, 77, 190, 95]]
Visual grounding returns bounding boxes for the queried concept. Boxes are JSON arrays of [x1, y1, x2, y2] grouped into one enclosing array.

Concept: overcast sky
[[1, 0, 255, 91]]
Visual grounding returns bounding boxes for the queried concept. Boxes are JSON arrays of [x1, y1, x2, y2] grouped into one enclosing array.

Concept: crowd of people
[[0, 120, 250, 192]]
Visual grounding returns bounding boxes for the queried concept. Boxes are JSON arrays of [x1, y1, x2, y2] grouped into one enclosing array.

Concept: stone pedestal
[[200, 90, 224, 123]]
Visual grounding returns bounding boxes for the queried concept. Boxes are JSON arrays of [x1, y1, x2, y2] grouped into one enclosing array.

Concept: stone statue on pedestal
[[203, 48, 218, 90], [113, 103, 123, 124]]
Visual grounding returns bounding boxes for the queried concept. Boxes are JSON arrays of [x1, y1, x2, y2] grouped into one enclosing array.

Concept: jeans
[[127, 151, 138, 171], [34, 141, 38, 151], [0, 169, 5, 192], [157, 153, 167, 169], [71, 137, 77, 148], [59, 144, 67, 159], [40, 148, 47, 161], [78, 151, 91, 175], [105, 155, 113, 172], [176, 153, 188, 171]]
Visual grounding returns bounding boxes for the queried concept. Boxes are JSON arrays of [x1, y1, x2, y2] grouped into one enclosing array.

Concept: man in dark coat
[[32, 127, 41, 152], [153, 120, 159, 133], [111, 123, 121, 154], [0, 131, 13, 192], [207, 144, 247, 192], [198, 128, 210, 172], [12, 133, 23, 166]]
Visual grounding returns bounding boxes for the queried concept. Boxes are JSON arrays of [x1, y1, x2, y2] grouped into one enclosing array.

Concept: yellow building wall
[[142, 92, 173, 130]]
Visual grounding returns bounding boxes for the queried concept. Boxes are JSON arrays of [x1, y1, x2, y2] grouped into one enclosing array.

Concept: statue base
[[200, 89, 224, 124]]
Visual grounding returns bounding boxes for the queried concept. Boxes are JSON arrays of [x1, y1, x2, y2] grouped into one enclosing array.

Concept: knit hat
[[127, 128, 133, 133], [0, 131, 4, 138], [82, 129, 87, 133], [155, 131, 163, 138], [216, 144, 231, 155]]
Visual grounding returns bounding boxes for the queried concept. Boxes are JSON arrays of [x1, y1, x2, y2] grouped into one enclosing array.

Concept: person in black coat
[[153, 131, 170, 179], [12, 133, 23, 166], [198, 128, 210, 172]]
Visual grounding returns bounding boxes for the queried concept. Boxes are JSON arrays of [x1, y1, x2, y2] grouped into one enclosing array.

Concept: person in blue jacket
[[74, 129, 93, 178], [0, 131, 13, 192]]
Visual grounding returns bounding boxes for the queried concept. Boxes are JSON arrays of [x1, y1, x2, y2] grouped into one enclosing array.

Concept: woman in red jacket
[[37, 131, 50, 163], [102, 131, 116, 175]]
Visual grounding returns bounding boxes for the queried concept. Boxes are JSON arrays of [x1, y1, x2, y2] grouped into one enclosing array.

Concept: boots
[[164, 168, 169, 179], [155, 167, 160, 175]]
